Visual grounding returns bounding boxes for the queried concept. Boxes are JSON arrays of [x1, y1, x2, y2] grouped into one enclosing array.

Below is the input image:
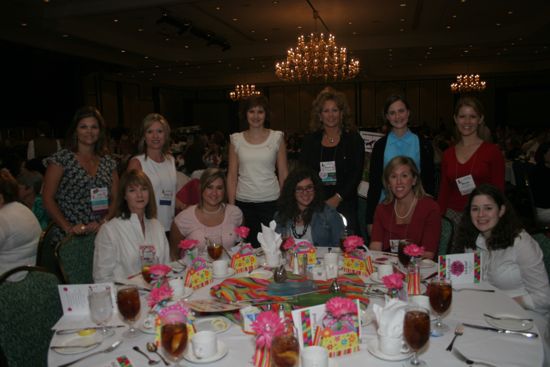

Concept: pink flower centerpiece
[[403, 243, 425, 265], [251, 311, 285, 349], [149, 264, 172, 279], [343, 235, 365, 254], [323, 297, 358, 333], [282, 237, 296, 251], [325, 297, 358, 318], [234, 226, 250, 241], [178, 239, 199, 260], [148, 282, 173, 308], [382, 272, 404, 299]]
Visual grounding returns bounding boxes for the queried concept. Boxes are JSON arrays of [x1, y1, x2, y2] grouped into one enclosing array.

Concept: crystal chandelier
[[275, 33, 360, 82], [450, 74, 487, 93], [228, 84, 261, 101]]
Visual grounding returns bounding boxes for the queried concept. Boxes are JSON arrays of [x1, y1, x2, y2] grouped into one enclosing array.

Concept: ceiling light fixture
[[450, 74, 487, 93], [274, 0, 359, 82], [229, 84, 261, 101]]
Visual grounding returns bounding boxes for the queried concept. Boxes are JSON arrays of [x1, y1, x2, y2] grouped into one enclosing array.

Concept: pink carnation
[[148, 264, 172, 278], [404, 244, 424, 257], [282, 237, 296, 251], [382, 273, 404, 290], [343, 235, 364, 253], [234, 226, 250, 239], [178, 239, 199, 250], [148, 283, 173, 307], [325, 297, 357, 318], [250, 311, 285, 348]]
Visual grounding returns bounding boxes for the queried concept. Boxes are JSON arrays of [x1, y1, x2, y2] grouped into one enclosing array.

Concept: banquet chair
[[532, 233, 550, 282], [438, 216, 454, 256], [0, 266, 62, 367], [36, 222, 62, 277], [55, 232, 96, 284]]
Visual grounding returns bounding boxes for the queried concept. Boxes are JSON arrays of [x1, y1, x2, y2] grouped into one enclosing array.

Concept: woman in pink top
[[438, 96, 505, 227], [170, 168, 243, 259]]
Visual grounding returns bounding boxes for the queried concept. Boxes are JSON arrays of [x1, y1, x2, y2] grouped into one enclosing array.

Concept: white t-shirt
[[231, 130, 283, 202], [135, 154, 177, 231]]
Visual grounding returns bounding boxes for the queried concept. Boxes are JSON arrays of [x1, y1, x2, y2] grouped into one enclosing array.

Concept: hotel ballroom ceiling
[[2, 0, 550, 86]]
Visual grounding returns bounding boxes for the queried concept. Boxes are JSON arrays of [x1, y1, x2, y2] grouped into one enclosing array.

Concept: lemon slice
[[77, 328, 96, 337]]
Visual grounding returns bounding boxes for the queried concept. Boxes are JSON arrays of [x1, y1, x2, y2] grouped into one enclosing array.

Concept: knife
[[462, 323, 538, 338], [55, 325, 125, 335]]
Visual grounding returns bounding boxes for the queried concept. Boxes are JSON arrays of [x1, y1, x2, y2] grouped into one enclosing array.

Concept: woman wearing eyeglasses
[[274, 167, 344, 246]]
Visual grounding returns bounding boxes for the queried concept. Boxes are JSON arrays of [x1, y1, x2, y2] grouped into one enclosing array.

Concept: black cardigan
[[365, 134, 435, 224]]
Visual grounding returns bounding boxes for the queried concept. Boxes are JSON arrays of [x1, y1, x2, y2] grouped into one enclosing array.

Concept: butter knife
[[55, 325, 125, 335], [462, 323, 538, 338]]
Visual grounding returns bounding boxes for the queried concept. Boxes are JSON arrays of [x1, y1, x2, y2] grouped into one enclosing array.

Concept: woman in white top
[[227, 95, 288, 247], [0, 169, 41, 281], [455, 183, 550, 355], [127, 113, 178, 233], [93, 170, 170, 283], [171, 168, 243, 258]]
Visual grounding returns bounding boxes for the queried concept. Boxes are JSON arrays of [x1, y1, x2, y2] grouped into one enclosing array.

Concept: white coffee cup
[[168, 277, 186, 299], [301, 346, 329, 367], [409, 295, 430, 311], [212, 260, 228, 277], [324, 252, 339, 267], [378, 264, 394, 278], [378, 331, 409, 356], [191, 330, 218, 359], [265, 251, 281, 267]]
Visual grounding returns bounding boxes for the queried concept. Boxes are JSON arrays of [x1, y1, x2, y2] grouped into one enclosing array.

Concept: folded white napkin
[[257, 220, 282, 255], [373, 298, 408, 337]]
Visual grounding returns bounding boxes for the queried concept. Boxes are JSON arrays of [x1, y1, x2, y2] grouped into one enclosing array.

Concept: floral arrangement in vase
[[250, 311, 285, 367], [178, 239, 199, 261], [234, 226, 250, 245], [320, 297, 360, 357], [382, 272, 404, 299], [403, 243, 425, 263]]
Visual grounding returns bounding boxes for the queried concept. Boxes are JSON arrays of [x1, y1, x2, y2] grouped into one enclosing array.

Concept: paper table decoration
[[343, 251, 374, 276], [231, 243, 258, 273], [438, 251, 481, 284], [184, 257, 213, 289], [288, 241, 317, 268]]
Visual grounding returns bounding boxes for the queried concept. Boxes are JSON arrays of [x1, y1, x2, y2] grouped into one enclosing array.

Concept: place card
[[184, 257, 213, 289], [438, 252, 482, 284], [230, 243, 257, 273]]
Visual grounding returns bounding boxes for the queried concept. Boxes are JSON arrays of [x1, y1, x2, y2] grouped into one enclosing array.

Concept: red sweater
[[437, 142, 505, 214]]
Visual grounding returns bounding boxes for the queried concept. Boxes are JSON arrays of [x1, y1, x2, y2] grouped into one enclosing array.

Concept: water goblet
[[403, 305, 430, 366], [161, 311, 188, 366], [116, 285, 141, 338], [88, 287, 114, 338], [428, 277, 452, 335]]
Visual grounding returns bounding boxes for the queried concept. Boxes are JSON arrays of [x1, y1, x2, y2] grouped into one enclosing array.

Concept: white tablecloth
[[48, 265, 544, 366]]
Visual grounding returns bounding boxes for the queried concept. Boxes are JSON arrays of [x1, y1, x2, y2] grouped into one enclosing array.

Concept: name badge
[[319, 161, 337, 185], [159, 189, 173, 206], [90, 187, 108, 214], [140, 245, 157, 262], [455, 174, 476, 196]]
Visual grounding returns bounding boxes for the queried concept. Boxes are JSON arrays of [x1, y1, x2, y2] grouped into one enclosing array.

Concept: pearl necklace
[[394, 197, 417, 219], [201, 204, 224, 215]]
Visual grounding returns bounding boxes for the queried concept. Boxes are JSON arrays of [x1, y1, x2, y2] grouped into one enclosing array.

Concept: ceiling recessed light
[[511, 42, 515, 46], [388, 48, 393, 52], [518, 37, 523, 41], [400, 3, 406, 7], [113, 19, 119, 23], [264, 37, 269, 41], [61, 34, 69, 38], [452, 14, 457, 19], [463, 50, 469, 53], [184, 45, 189, 49], [251, 29, 256, 33], [144, 56, 149, 59], [250, 57, 255, 61], [262, 64, 266, 68], [218, 60, 222, 63], [426, 51, 431, 55], [428, 46, 433, 50], [496, 23, 501, 26], [20, 22, 28, 27], [155, 65, 160, 68], [348, 21, 352, 25], [120, 49, 126, 53], [165, 37, 170, 41], [215, 6, 221, 10], [400, 18, 405, 22], [445, 25, 451, 29], [352, 31, 358, 35], [507, 10, 513, 15], [400, 28, 404, 32], [297, 26, 302, 30], [232, 18, 238, 22]]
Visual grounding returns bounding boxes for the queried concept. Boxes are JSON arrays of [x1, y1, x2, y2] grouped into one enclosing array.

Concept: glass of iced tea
[[271, 324, 300, 367], [141, 255, 158, 284], [206, 236, 223, 261], [397, 240, 412, 267], [161, 311, 188, 365], [428, 277, 452, 335], [116, 285, 141, 338], [403, 305, 430, 366]]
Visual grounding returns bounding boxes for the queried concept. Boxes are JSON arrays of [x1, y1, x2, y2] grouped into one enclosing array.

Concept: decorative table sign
[[184, 257, 213, 289], [343, 251, 374, 277], [230, 243, 258, 273], [288, 241, 317, 268], [291, 297, 361, 358], [438, 251, 482, 284]]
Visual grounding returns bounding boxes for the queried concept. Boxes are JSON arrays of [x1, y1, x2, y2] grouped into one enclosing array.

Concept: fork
[[453, 287, 494, 292], [483, 313, 533, 322], [453, 348, 498, 366], [446, 324, 464, 351]]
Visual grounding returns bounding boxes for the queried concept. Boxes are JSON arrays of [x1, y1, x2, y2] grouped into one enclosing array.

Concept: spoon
[[146, 342, 170, 366], [133, 346, 160, 365]]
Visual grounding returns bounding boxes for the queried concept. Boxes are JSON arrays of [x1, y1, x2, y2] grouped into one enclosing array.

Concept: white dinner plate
[[194, 316, 232, 334], [212, 267, 236, 279], [51, 332, 102, 355], [366, 338, 413, 361], [419, 258, 436, 269], [183, 340, 228, 363], [484, 314, 534, 331], [248, 268, 273, 279], [369, 272, 383, 284]]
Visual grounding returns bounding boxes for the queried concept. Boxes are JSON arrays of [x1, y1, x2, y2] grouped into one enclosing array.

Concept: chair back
[[438, 216, 454, 256], [55, 233, 97, 284], [533, 233, 550, 282], [36, 222, 62, 277], [0, 266, 62, 367]]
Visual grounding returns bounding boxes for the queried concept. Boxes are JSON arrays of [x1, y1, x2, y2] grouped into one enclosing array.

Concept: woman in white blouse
[[171, 168, 243, 258], [93, 170, 170, 283], [455, 184, 550, 352]]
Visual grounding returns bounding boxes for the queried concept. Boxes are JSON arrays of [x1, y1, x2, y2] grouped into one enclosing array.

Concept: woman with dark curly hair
[[299, 87, 364, 234], [454, 184, 550, 321], [274, 167, 344, 247]]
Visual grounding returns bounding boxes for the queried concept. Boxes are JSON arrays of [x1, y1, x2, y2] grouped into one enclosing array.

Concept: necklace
[[394, 197, 417, 219], [291, 221, 309, 239], [201, 204, 224, 215]]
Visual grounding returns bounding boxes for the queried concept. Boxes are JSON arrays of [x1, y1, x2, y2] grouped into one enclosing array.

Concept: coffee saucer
[[366, 338, 412, 361], [212, 268, 236, 279], [183, 340, 228, 363]]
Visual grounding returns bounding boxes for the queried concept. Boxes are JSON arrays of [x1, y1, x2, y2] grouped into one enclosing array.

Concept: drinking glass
[[116, 285, 141, 338], [206, 236, 223, 260], [271, 323, 300, 367], [403, 305, 430, 366], [161, 311, 188, 366], [88, 287, 114, 338], [428, 278, 452, 335], [141, 255, 159, 284]]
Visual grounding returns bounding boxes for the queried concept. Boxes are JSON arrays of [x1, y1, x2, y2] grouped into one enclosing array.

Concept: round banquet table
[[48, 258, 544, 367]]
